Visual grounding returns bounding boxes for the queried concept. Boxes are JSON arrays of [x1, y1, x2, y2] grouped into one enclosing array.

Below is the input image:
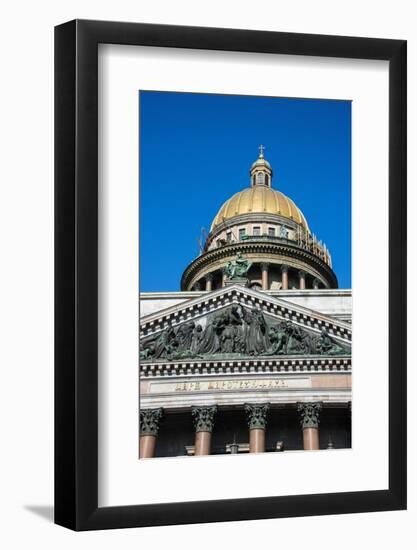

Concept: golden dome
[[210, 186, 310, 232]]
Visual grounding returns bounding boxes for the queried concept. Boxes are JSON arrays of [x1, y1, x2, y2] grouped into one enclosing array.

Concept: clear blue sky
[[139, 91, 351, 291]]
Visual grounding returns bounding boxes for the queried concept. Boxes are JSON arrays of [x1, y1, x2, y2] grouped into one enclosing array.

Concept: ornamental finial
[[258, 144, 265, 158]]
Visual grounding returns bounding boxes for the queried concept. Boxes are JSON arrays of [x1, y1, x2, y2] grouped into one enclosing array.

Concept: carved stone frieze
[[139, 302, 349, 362]]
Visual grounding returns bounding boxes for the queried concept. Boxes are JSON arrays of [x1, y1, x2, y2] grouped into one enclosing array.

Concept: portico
[[139, 284, 352, 458]]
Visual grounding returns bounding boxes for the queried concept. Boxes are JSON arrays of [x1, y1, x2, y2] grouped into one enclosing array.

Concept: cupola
[[250, 145, 273, 188]]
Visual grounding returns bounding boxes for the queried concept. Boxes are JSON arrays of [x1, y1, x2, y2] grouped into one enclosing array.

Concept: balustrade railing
[[207, 231, 332, 267]]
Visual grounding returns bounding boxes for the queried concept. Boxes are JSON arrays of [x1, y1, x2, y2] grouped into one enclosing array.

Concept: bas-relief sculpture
[[140, 305, 349, 362]]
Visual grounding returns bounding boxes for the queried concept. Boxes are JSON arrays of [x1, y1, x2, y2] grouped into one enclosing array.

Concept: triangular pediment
[[140, 285, 351, 362]]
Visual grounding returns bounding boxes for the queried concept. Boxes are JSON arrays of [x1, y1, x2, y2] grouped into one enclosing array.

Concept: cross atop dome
[[250, 145, 273, 188]]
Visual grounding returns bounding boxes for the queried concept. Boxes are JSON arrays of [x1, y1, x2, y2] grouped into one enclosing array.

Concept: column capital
[[193, 281, 201, 291], [313, 278, 320, 288], [192, 405, 217, 432], [260, 262, 269, 270], [245, 403, 270, 430], [205, 272, 214, 282], [297, 402, 322, 429], [140, 408, 164, 436], [298, 269, 307, 277], [281, 264, 288, 273]]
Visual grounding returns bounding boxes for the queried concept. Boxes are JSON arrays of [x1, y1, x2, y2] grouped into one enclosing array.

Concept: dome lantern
[[250, 145, 273, 188]]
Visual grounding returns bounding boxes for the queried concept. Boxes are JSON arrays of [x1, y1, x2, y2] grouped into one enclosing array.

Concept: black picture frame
[[55, 19, 407, 531]]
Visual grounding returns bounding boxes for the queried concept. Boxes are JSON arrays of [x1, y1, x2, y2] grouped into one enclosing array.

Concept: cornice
[[140, 355, 352, 378], [139, 289, 352, 300]]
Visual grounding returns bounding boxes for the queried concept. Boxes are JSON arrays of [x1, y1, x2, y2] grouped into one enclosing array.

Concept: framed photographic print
[[55, 20, 406, 530]]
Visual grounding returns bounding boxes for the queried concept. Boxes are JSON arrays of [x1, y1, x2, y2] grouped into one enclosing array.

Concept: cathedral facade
[[139, 148, 352, 459]]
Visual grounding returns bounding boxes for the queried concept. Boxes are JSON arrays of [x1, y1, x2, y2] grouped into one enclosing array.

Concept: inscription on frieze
[[148, 377, 312, 394]]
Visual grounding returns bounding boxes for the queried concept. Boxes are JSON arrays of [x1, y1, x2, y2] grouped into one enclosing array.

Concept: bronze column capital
[[191, 405, 217, 433], [140, 407, 164, 436], [245, 403, 270, 430], [297, 402, 322, 429]]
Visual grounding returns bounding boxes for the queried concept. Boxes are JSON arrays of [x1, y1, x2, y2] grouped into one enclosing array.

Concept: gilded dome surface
[[210, 186, 310, 232], [251, 157, 272, 170]]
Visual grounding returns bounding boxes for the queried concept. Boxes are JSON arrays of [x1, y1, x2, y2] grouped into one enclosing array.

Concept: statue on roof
[[225, 252, 252, 279]]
